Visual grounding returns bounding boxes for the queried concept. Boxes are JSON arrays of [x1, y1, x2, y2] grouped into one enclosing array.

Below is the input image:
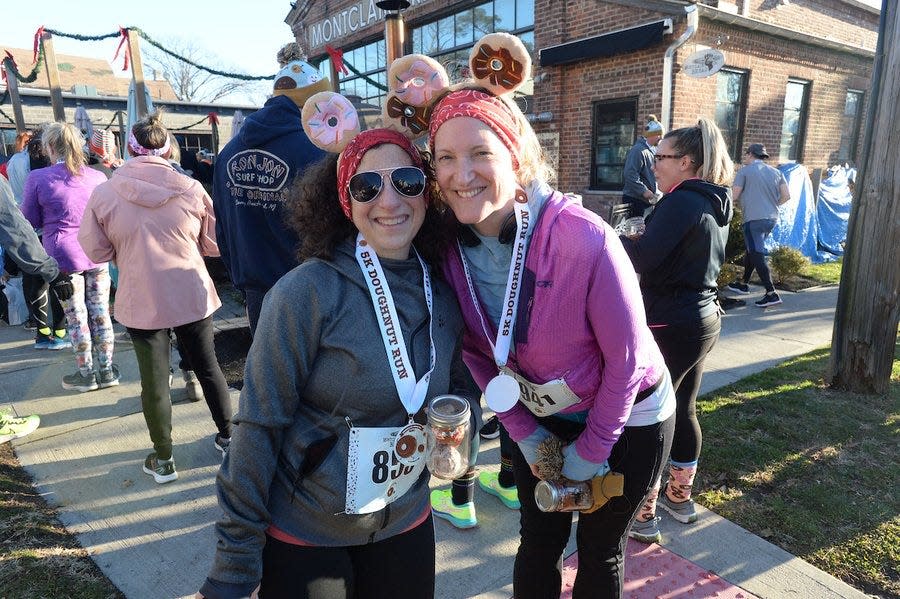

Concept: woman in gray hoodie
[[199, 126, 477, 599]]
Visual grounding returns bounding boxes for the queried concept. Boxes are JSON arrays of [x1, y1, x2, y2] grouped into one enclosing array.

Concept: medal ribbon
[[457, 195, 531, 371], [355, 233, 436, 417]]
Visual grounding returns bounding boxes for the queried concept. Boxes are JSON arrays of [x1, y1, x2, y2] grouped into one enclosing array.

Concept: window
[[838, 90, 864, 163], [779, 79, 810, 162], [715, 68, 747, 162], [590, 98, 637, 190], [317, 39, 389, 108]]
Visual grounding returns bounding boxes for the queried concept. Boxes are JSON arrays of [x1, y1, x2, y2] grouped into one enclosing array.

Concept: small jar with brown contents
[[534, 479, 594, 512], [426, 395, 471, 479]]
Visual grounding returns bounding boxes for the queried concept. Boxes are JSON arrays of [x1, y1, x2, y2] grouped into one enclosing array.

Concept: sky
[[0, 0, 297, 106]]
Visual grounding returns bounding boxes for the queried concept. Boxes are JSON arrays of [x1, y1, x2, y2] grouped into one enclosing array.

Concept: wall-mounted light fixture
[[526, 111, 553, 123], [533, 72, 551, 84]]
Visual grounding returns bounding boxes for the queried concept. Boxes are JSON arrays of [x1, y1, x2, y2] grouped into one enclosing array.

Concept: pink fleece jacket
[[78, 156, 221, 329], [442, 191, 666, 465]]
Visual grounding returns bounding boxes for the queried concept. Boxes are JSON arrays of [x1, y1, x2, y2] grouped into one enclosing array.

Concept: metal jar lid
[[428, 395, 470, 428], [534, 480, 562, 512]]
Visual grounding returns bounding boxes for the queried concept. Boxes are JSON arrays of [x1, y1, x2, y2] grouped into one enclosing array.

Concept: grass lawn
[[0, 442, 124, 599], [801, 257, 843, 286], [695, 339, 899, 598]]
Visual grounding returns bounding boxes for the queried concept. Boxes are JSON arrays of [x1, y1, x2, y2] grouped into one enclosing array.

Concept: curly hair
[[286, 149, 450, 268]]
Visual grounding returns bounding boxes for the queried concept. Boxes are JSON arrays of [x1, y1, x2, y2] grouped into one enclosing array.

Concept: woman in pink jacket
[[79, 113, 232, 485], [418, 34, 676, 598]]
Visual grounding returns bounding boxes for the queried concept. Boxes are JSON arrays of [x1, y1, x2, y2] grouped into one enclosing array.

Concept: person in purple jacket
[[22, 122, 118, 392], [424, 36, 676, 599]]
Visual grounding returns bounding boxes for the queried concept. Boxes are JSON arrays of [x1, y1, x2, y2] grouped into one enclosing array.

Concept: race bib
[[345, 423, 427, 514], [504, 368, 582, 417]]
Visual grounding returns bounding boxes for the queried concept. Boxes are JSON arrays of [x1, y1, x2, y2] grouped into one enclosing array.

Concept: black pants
[[23, 272, 65, 332], [242, 287, 266, 338], [259, 514, 436, 599], [512, 414, 674, 599], [650, 313, 720, 463], [127, 316, 231, 459]]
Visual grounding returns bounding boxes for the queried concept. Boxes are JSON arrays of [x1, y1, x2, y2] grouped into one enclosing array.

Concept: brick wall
[[745, 0, 878, 51]]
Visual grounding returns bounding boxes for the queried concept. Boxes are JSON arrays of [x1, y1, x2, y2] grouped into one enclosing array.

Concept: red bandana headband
[[428, 89, 521, 170], [336, 128, 426, 219]]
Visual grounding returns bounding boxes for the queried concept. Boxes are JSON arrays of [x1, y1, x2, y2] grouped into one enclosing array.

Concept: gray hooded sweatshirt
[[202, 239, 477, 599]]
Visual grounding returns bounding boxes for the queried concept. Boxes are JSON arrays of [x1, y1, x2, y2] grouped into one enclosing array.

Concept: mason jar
[[426, 395, 471, 479], [534, 479, 594, 512]]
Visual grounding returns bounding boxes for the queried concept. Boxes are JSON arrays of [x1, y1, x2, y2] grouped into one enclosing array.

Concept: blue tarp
[[764, 162, 850, 263], [767, 162, 819, 259], [815, 167, 853, 260]]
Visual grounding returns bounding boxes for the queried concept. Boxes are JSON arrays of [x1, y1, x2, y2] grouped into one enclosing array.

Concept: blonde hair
[[664, 117, 734, 186], [494, 92, 556, 186], [42, 122, 86, 176], [167, 133, 181, 163]]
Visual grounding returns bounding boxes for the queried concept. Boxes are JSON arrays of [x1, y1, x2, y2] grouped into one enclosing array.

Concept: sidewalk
[[0, 283, 870, 599]]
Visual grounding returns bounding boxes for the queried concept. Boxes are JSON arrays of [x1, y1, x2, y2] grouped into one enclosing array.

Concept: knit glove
[[562, 442, 610, 482], [516, 425, 556, 467]]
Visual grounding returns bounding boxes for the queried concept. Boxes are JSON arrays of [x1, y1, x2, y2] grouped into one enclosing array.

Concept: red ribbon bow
[[113, 27, 130, 72], [207, 112, 219, 126], [32, 26, 45, 64], [325, 44, 349, 76]]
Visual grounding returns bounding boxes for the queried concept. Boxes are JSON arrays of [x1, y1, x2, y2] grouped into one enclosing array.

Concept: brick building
[[285, 0, 878, 217]]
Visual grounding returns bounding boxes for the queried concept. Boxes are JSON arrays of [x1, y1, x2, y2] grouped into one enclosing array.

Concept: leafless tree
[[144, 38, 268, 104]]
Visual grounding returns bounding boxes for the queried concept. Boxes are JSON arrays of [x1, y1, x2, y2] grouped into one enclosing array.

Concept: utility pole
[[827, 0, 899, 393]]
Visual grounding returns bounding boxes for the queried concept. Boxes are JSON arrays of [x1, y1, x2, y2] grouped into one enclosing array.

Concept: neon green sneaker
[[478, 471, 520, 509], [0, 414, 40, 444], [430, 489, 477, 529]]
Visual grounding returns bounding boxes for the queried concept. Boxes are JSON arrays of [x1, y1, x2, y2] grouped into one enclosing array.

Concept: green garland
[[2, 46, 45, 84], [0, 107, 14, 125], [178, 115, 211, 130], [342, 60, 388, 92], [44, 28, 119, 42], [0, 89, 8, 106]]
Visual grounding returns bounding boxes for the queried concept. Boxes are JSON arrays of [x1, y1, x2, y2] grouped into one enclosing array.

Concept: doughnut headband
[[381, 32, 532, 167], [128, 130, 170, 157], [301, 91, 426, 219]]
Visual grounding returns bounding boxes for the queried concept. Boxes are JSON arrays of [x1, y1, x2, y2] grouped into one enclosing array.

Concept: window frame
[[838, 89, 864, 163], [590, 96, 638, 191], [714, 67, 749, 163], [780, 78, 811, 163]]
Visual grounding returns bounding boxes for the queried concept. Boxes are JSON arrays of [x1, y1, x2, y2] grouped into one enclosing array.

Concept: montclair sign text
[[307, 0, 433, 49]]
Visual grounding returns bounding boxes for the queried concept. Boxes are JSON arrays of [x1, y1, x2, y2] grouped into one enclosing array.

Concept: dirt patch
[[214, 326, 252, 390]]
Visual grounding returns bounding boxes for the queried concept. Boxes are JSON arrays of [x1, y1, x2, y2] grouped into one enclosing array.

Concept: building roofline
[[839, 0, 880, 15], [6, 86, 261, 111], [697, 4, 876, 59]]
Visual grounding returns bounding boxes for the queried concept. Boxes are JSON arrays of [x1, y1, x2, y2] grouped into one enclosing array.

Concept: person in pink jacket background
[[22, 122, 117, 391], [79, 112, 232, 485], [429, 78, 677, 598]]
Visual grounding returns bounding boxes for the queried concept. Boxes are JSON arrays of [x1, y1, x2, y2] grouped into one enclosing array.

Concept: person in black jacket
[[620, 118, 733, 543]]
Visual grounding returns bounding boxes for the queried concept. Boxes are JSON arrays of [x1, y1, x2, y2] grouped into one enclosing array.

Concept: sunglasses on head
[[347, 166, 426, 204]]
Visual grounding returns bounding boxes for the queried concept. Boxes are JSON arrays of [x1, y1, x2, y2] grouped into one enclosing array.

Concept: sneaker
[[477, 471, 520, 509], [214, 433, 231, 458], [49, 336, 71, 350], [22, 318, 38, 331], [97, 364, 121, 389], [726, 280, 750, 294], [430, 489, 477, 528], [0, 414, 40, 443], [142, 452, 178, 484], [34, 334, 55, 350], [61, 370, 99, 393], [479, 415, 500, 440], [183, 370, 204, 402], [659, 494, 698, 524], [628, 516, 662, 543], [168, 368, 174, 388], [755, 292, 782, 308]]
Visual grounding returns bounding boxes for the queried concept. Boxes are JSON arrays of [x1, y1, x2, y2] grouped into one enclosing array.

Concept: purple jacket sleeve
[[20, 172, 42, 229], [574, 227, 653, 465]]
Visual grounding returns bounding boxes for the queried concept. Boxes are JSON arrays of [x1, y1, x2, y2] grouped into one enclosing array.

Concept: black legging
[[23, 272, 65, 332], [650, 313, 721, 463], [127, 316, 231, 459], [259, 514, 436, 598]]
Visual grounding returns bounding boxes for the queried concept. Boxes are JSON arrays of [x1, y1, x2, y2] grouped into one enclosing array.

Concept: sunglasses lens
[[348, 172, 383, 203], [390, 167, 426, 197]]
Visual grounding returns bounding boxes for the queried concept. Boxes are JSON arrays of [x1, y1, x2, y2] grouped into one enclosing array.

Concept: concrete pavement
[[0, 282, 872, 598]]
